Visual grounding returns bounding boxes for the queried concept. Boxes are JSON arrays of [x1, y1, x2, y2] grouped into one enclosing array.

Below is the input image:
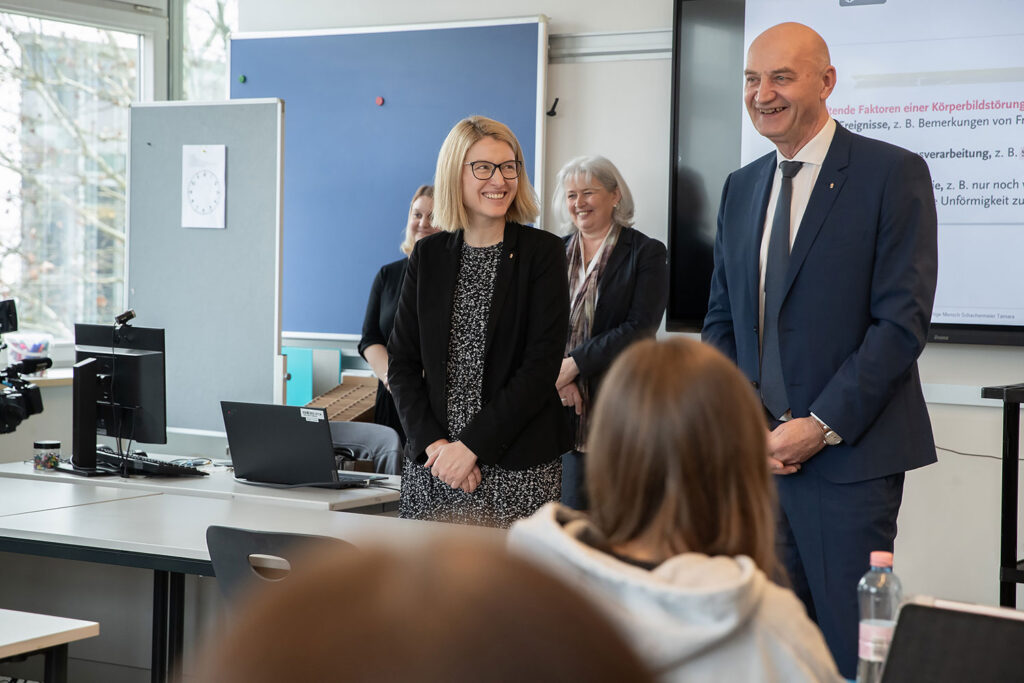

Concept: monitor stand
[[60, 357, 116, 477]]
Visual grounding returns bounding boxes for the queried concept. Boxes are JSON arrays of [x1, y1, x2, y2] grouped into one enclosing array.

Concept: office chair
[[329, 421, 402, 475], [205, 526, 354, 606]]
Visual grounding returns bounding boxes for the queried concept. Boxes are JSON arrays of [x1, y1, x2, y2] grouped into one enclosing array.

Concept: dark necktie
[[760, 160, 803, 419]]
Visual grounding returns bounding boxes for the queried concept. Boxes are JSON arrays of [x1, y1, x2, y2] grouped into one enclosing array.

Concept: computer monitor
[[68, 323, 166, 474]]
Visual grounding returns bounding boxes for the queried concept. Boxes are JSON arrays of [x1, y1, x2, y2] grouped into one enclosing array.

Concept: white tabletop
[[0, 608, 99, 658], [0, 492, 496, 564], [0, 461, 399, 512], [0, 478, 159, 518]]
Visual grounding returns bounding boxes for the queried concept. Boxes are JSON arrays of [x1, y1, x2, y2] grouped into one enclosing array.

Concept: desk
[[0, 477, 159, 517], [0, 491, 432, 566], [0, 487, 480, 683], [0, 479, 144, 681], [0, 608, 99, 683], [0, 461, 400, 512]]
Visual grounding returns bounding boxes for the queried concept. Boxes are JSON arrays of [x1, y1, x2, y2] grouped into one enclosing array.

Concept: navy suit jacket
[[703, 124, 938, 483], [388, 222, 571, 470]]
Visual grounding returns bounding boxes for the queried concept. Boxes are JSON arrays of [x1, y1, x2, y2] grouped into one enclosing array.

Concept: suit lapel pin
[[509, 252, 514, 259], [829, 182, 835, 189]]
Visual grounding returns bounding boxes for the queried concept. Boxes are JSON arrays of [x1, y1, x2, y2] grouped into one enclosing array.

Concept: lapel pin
[[829, 182, 835, 189], [509, 252, 514, 259]]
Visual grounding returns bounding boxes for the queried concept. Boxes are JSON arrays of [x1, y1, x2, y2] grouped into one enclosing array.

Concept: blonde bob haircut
[[399, 185, 434, 256], [432, 116, 539, 231], [586, 337, 779, 576], [551, 155, 635, 235]]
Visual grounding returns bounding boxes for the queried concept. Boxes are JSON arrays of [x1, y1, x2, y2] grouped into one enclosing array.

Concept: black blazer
[[565, 226, 668, 397], [388, 222, 571, 470]]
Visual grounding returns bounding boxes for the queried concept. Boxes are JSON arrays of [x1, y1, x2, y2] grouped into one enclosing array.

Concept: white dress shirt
[[757, 118, 839, 432], [758, 117, 837, 332]]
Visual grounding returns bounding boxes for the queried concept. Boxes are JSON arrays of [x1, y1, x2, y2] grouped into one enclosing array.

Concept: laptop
[[221, 401, 388, 489], [880, 600, 1024, 682]]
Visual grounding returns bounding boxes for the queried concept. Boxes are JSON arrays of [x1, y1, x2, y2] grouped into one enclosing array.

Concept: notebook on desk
[[221, 401, 388, 489]]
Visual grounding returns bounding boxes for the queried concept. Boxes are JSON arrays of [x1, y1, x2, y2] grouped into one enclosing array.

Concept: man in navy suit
[[702, 22, 937, 677]]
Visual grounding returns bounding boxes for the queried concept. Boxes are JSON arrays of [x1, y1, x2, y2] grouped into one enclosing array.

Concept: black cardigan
[[358, 257, 408, 442], [565, 226, 669, 398], [388, 222, 571, 470]]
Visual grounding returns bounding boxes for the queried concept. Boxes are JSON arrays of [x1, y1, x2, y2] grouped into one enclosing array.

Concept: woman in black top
[[358, 185, 436, 444], [388, 116, 570, 528]]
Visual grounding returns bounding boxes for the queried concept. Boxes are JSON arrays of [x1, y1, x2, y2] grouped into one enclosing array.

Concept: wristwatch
[[812, 414, 843, 446]]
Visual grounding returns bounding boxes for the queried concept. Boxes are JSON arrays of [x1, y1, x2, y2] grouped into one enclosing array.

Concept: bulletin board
[[127, 100, 284, 433], [230, 17, 547, 338]]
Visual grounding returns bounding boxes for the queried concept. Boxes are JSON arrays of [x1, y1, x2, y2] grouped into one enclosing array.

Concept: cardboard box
[[305, 375, 377, 422]]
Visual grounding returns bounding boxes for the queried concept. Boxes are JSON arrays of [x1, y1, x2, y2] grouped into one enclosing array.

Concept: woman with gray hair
[[553, 156, 668, 509]]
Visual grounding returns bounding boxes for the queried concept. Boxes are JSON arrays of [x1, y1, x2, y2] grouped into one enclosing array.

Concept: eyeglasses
[[465, 160, 522, 180]]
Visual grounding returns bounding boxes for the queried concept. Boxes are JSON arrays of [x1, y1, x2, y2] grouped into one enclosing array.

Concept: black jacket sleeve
[[386, 244, 447, 457], [570, 235, 668, 380]]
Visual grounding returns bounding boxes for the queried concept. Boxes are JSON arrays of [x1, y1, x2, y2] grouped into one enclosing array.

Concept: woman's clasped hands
[[425, 439, 482, 493]]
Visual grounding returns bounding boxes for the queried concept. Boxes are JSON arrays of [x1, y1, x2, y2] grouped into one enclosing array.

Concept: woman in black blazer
[[553, 156, 669, 509], [358, 185, 436, 445], [388, 116, 570, 528]]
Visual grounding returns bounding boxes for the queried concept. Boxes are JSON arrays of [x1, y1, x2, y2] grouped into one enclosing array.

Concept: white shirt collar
[[776, 117, 836, 168]]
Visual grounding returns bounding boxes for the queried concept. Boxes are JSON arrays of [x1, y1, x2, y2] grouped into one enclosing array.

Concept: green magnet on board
[[238, 75, 247, 83]]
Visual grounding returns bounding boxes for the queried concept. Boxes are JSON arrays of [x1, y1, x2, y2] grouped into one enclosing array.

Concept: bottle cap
[[870, 551, 893, 568], [33, 440, 60, 449]]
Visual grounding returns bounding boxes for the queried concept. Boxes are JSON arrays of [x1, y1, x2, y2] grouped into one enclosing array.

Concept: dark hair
[[586, 337, 778, 575], [195, 539, 653, 682]]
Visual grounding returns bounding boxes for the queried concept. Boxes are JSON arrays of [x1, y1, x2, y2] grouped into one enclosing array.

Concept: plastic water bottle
[[856, 551, 902, 683]]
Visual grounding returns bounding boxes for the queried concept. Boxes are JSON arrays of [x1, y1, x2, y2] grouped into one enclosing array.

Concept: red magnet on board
[[375, 96, 385, 106]]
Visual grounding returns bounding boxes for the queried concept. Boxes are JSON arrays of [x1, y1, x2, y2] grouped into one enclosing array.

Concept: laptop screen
[[881, 602, 1024, 682], [221, 402, 339, 486]]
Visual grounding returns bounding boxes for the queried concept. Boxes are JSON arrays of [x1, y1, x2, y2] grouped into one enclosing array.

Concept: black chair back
[[205, 525, 353, 605]]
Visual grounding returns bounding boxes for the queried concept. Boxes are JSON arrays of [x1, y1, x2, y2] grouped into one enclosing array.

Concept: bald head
[[751, 23, 831, 71], [744, 23, 836, 157]]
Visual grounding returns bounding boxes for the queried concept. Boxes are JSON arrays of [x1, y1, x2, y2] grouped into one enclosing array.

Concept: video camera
[[0, 299, 49, 433]]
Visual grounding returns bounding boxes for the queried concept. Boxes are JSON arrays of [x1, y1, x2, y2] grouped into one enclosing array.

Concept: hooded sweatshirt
[[508, 503, 843, 683]]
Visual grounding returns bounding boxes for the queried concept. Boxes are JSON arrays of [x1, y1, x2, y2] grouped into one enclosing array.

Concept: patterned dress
[[399, 241, 561, 528]]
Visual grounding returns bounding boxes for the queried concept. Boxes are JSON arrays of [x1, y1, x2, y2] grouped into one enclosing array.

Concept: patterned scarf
[[564, 224, 621, 449]]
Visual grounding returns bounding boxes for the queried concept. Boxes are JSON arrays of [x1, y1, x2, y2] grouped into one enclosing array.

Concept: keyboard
[[96, 450, 208, 477]]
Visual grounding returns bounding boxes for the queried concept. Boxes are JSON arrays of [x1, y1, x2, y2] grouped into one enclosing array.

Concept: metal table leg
[[999, 400, 1020, 607], [42, 643, 68, 683]]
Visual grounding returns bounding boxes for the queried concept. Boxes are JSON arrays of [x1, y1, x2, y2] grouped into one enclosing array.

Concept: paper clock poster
[[181, 144, 226, 229]]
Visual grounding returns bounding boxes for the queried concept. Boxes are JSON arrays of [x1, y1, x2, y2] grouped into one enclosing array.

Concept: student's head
[[552, 155, 635, 236], [744, 22, 836, 158], [433, 116, 538, 231], [400, 184, 436, 256], [586, 338, 777, 574], [196, 539, 652, 683]]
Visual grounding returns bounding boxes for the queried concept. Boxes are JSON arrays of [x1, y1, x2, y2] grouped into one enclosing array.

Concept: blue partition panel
[[231, 20, 543, 337]]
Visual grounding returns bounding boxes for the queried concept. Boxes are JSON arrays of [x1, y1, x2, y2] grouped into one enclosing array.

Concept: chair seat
[[329, 421, 402, 475]]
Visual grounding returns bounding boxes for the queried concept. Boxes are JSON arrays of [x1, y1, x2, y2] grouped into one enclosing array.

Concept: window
[[0, 0, 235, 348], [182, 0, 236, 101], [0, 11, 140, 340]]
